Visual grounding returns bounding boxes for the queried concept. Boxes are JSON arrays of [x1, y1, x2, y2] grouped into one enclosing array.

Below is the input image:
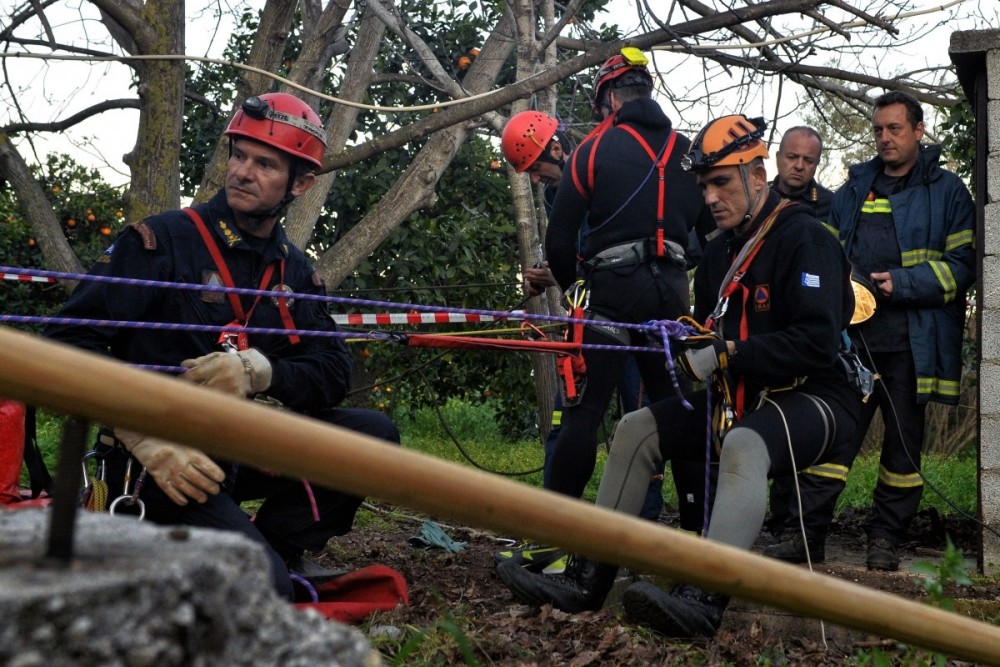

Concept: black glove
[[676, 339, 730, 382]]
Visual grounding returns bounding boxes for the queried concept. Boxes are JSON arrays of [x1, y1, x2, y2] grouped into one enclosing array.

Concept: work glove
[[675, 339, 730, 382], [180, 349, 272, 397], [114, 428, 225, 506]]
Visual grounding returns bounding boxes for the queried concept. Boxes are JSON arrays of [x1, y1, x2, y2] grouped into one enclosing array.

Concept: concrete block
[[989, 47, 1000, 101], [991, 100, 1000, 155], [981, 310, 1000, 361], [982, 469, 1000, 576], [980, 363, 1000, 415], [0, 510, 382, 667], [982, 253, 1000, 308], [982, 422, 1000, 468], [989, 157, 1000, 206]]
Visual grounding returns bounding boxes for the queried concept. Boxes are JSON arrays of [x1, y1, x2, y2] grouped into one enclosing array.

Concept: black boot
[[496, 555, 618, 613], [623, 582, 729, 638], [762, 530, 826, 564]]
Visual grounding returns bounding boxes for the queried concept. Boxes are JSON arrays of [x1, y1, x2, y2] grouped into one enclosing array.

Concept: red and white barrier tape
[[3, 273, 58, 284], [332, 312, 505, 325]]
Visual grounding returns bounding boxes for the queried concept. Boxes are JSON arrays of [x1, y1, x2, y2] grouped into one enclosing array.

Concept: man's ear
[[751, 161, 769, 190], [291, 171, 317, 197]]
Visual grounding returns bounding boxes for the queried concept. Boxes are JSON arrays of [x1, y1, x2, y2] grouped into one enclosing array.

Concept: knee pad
[[719, 427, 771, 479]]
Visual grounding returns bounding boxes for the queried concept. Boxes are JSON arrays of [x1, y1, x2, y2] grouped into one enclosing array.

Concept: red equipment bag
[[0, 398, 25, 505], [294, 564, 409, 623]]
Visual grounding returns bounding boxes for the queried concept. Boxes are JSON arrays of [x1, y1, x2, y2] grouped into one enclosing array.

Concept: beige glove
[[114, 429, 225, 506], [180, 349, 272, 396]]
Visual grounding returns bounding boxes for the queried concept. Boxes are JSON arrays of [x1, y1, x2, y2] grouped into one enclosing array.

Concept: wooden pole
[[2, 326, 998, 666]]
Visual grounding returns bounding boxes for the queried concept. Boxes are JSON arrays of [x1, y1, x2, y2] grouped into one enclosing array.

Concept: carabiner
[[108, 457, 146, 520]]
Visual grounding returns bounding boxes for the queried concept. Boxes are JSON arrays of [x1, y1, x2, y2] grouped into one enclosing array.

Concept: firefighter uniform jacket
[[546, 97, 715, 290], [771, 177, 833, 227], [45, 189, 352, 413], [830, 144, 975, 405], [694, 190, 859, 416]]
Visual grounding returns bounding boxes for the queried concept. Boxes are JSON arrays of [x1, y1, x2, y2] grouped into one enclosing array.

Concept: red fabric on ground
[[294, 564, 408, 623]]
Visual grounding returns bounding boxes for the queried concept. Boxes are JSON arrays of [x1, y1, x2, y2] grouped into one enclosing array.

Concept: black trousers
[[780, 348, 924, 544], [545, 259, 712, 530], [99, 406, 400, 600]]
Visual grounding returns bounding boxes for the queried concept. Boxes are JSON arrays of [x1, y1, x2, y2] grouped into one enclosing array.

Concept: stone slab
[[0, 509, 381, 667]]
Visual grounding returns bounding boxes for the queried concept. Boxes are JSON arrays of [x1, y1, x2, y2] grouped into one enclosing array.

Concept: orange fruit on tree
[[99, 226, 112, 236]]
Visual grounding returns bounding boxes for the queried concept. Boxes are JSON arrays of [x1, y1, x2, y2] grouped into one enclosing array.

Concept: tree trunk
[[284, 2, 387, 249], [0, 132, 83, 292], [118, 0, 186, 220], [195, 0, 300, 201]]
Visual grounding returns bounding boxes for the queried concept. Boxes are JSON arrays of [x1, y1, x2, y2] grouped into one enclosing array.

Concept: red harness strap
[[571, 122, 679, 259], [616, 125, 678, 258], [184, 207, 300, 346]]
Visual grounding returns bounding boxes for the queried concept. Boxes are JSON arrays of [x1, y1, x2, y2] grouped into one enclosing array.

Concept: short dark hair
[[873, 91, 923, 128], [779, 126, 823, 155], [607, 71, 653, 105]]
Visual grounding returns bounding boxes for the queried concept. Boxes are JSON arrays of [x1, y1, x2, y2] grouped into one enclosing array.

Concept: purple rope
[[646, 319, 696, 411], [289, 573, 319, 603], [2, 265, 657, 333], [0, 313, 672, 355]]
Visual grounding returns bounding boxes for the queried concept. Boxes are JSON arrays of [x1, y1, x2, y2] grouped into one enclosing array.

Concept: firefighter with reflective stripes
[[767, 91, 975, 571]]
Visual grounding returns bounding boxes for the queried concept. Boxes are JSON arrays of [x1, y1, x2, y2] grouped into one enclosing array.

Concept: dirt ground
[[315, 503, 998, 666]]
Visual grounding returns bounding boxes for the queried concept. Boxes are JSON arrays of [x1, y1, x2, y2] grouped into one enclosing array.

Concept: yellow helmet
[[682, 115, 768, 172]]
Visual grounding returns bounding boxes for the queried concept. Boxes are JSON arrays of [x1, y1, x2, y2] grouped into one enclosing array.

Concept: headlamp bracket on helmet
[[682, 116, 767, 172], [240, 96, 327, 144]]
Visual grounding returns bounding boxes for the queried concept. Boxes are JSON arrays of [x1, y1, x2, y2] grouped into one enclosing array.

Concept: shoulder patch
[[129, 221, 157, 250]]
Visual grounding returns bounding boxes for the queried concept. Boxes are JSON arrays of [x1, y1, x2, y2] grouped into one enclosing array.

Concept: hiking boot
[[496, 556, 618, 612], [867, 537, 900, 571], [762, 531, 825, 564], [493, 543, 568, 574], [623, 582, 729, 638]]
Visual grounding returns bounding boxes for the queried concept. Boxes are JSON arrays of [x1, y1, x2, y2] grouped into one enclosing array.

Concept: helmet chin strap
[[737, 163, 767, 232], [227, 138, 297, 225]]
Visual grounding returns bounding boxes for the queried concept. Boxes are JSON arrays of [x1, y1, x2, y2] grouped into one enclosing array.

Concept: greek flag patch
[[801, 273, 821, 288]]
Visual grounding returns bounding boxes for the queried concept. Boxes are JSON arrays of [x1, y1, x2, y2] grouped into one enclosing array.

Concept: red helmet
[[592, 47, 653, 112], [225, 93, 327, 169], [501, 111, 559, 173]]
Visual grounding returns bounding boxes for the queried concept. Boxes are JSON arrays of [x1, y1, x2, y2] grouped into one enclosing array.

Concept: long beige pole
[[2, 326, 998, 665]]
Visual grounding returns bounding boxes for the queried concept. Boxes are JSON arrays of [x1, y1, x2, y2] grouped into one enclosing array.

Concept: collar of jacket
[[204, 188, 292, 261], [847, 143, 943, 187], [771, 178, 821, 203], [613, 97, 672, 132]]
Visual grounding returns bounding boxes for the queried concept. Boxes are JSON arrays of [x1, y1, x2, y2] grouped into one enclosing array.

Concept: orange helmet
[[501, 111, 559, 173], [592, 47, 653, 113], [682, 115, 768, 172], [225, 93, 327, 169]]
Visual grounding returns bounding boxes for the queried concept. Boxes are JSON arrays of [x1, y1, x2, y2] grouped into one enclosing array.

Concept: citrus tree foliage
[[176, 5, 556, 436], [0, 154, 125, 323], [938, 97, 976, 191]]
